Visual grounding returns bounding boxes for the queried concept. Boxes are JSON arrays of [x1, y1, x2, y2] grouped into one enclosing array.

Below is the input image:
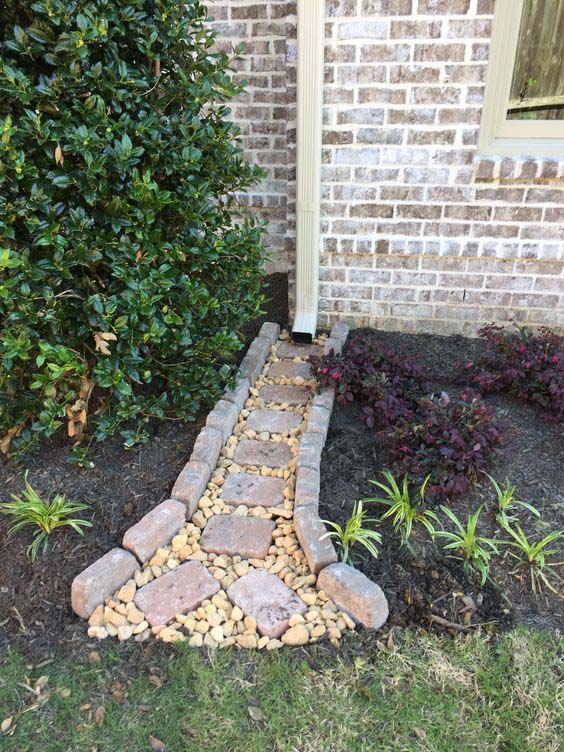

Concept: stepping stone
[[222, 473, 286, 508], [268, 361, 312, 379], [200, 515, 275, 559], [72, 548, 139, 619], [246, 408, 302, 434], [277, 342, 323, 360], [259, 384, 311, 406], [318, 563, 389, 631], [135, 561, 220, 627], [234, 439, 292, 468], [227, 569, 307, 638]]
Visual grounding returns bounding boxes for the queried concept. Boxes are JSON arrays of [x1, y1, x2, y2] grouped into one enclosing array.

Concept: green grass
[[1, 629, 562, 752]]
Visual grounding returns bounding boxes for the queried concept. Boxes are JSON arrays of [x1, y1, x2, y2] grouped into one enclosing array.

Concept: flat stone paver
[[135, 561, 220, 627], [234, 439, 292, 468], [227, 569, 307, 637], [200, 515, 275, 558], [318, 563, 389, 630], [268, 361, 312, 379], [277, 342, 323, 360], [222, 473, 286, 508], [259, 384, 311, 406], [246, 408, 303, 434], [123, 499, 186, 563]]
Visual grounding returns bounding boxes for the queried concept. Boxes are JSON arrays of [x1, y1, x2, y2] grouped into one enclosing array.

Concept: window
[[479, 0, 564, 156]]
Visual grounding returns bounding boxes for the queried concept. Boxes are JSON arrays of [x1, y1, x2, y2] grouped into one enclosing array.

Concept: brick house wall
[[211, 0, 564, 336]]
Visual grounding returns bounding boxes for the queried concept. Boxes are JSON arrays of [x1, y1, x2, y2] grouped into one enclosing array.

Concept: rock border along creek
[[71, 322, 388, 649]]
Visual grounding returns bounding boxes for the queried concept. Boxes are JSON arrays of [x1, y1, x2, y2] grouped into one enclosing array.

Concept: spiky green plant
[[433, 506, 499, 585], [486, 474, 540, 523], [498, 520, 563, 597], [322, 500, 382, 566], [365, 470, 440, 546], [0, 475, 91, 560]]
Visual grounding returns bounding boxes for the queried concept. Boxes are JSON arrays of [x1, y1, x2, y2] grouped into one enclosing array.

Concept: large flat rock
[[134, 561, 220, 627], [259, 385, 311, 406], [227, 569, 307, 638], [246, 408, 303, 434], [222, 473, 286, 508], [276, 343, 323, 360], [234, 439, 292, 468], [199, 515, 275, 559], [267, 361, 312, 379]]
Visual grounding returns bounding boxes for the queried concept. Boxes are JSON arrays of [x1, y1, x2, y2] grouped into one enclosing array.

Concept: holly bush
[[0, 1, 267, 457]]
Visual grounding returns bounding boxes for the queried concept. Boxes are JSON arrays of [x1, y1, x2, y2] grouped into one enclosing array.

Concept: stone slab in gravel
[[259, 384, 311, 406], [227, 569, 307, 638], [297, 431, 324, 471], [71, 548, 139, 619], [223, 377, 250, 412], [123, 499, 186, 563], [205, 399, 239, 443], [317, 563, 389, 631], [294, 466, 320, 509], [172, 460, 210, 517], [221, 473, 286, 508], [277, 342, 323, 360], [189, 426, 223, 471], [246, 408, 302, 434], [199, 515, 275, 559], [294, 506, 338, 574], [234, 439, 292, 468], [267, 361, 312, 379], [135, 561, 220, 627]]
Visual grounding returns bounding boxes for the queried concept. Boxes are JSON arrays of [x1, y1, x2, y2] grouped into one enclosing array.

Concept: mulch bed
[[320, 328, 564, 638], [0, 274, 288, 657]]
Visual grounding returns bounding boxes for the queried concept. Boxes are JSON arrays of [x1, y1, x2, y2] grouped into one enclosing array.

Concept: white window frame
[[479, 0, 564, 157]]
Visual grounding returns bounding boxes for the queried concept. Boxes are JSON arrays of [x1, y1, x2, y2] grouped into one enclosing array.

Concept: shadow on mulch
[[320, 328, 564, 640], [0, 273, 288, 658]]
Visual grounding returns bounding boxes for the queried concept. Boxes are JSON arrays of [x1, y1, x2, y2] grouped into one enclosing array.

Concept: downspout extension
[[292, 0, 325, 342]]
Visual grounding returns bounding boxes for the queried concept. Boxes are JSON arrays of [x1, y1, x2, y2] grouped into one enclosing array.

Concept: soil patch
[[320, 328, 564, 637], [0, 274, 288, 657]]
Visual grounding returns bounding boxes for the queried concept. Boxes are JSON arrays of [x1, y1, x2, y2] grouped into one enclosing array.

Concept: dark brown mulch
[[0, 273, 288, 657], [320, 328, 564, 638]]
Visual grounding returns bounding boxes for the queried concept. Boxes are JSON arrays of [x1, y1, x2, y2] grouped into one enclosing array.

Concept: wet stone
[[276, 342, 323, 360], [221, 473, 286, 508], [259, 385, 311, 406], [227, 569, 307, 638], [134, 561, 220, 627], [200, 515, 275, 559], [234, 439, 292, 468], [246, 408, 303, 434], [267, 361, 312, 379]]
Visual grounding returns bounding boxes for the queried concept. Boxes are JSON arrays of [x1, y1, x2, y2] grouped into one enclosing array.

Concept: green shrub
[[0, 1, 267, 457]]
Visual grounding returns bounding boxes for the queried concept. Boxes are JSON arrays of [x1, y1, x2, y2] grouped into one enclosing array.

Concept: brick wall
[[212, 0, 564, 335]]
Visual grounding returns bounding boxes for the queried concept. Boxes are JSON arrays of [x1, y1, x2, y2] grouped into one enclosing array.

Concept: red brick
[[318, 563, 389, 630], [246, 408, 303, 434], [200, 515, 275, 559], [71, 548, 139, 619], [234, 439, 292, 468], [171, 460, 210, 517], [294, 507, 338, 574], [134, 561, 220, 627], [221, 473, 286, 508], [123, 499, 186, 563], [227, 569, 306, 638]]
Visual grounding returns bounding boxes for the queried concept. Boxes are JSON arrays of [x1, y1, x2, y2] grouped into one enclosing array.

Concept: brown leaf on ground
[[149, 735, 166, 751], [94, 331, 117, 355], [94, 706, 105, 726]]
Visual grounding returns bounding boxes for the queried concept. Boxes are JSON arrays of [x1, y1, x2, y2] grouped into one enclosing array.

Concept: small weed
[[0, 475, 91, 561], [365, 470, 439, 546], [433, 506, 500, 585], [322, 499, 382, 565]]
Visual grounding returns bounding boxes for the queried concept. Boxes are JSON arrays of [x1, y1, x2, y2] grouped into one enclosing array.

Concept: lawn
[[1, 628, 562, 752]]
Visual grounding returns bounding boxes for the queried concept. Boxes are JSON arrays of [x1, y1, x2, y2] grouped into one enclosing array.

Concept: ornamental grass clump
[[0, 1, 267, 457]]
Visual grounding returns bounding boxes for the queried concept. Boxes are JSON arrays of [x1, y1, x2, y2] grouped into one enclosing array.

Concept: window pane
[[507, 0, 564, 120]]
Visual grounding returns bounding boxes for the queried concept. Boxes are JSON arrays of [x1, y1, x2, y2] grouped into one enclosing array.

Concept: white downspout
[[292, 0, 325, 341]]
